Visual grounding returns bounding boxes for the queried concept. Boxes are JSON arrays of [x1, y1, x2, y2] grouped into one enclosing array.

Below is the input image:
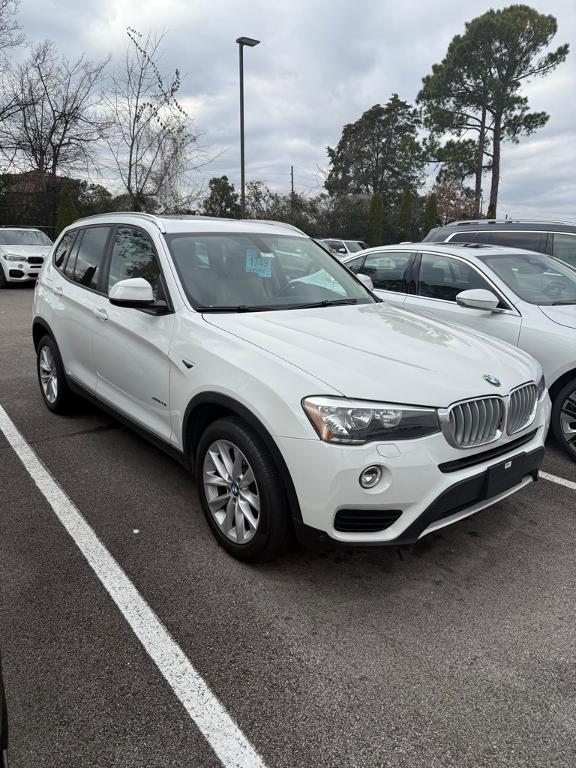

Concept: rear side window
[[71, 227, 111, 289], [488, 231, 545, 253], [53, 231, 77, 270], [107, 226, 162, 299], [552, 233, 576, 269]]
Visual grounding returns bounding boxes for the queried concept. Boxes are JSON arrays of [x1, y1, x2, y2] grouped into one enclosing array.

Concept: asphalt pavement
[[1, 284, 575, 768]]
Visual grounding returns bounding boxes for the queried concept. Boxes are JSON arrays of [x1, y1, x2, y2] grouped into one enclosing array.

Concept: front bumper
[[1, 259, 43, 283], [277, 395, 550, 546]]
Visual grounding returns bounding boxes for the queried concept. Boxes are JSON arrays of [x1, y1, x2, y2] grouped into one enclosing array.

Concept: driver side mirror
[[357, 273, 374, 291], [456, 288, 499, 311], [109, 277, 155, 308]]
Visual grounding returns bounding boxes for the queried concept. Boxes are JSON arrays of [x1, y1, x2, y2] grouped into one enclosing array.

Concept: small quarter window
[[54, 231, 77, 270]]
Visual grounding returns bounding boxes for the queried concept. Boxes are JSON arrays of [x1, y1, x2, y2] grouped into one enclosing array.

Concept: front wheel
[[196, 417, 292, 561], [551, 379, 576, 461]]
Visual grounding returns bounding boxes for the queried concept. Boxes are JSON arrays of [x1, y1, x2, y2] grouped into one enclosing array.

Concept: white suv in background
[[33, 214, 549, 561], [0, 227, 52, 287]]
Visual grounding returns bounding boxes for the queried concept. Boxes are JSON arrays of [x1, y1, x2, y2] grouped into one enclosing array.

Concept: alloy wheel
[[202, 440, 260, 544], [560, 387, 576, 450], [39, 345, 58, 404]]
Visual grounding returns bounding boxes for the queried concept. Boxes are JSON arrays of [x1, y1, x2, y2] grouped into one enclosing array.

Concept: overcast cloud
[[16, 0, 576, 218]]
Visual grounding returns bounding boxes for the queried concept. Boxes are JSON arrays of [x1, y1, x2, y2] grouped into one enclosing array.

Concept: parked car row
[[320, 238, 368, 257], [343, 241, 576, 460], [32, 213, 550, 561]]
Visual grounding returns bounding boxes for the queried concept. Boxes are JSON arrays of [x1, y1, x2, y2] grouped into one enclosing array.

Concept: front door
[[404, 251, 522, 346], [92, 225, 174, 442]]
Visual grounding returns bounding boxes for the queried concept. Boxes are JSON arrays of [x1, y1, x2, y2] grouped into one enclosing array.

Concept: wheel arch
[[32, 317, 55, 350], [183, 393, 302, 521], [549, 368, 576, 403]]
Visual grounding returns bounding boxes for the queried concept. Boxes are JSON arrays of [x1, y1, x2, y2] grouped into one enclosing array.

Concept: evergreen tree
[[418, 5, 568, 216], [423, 193, 438, 234], [398, 188, 413, 241], [202, 176, 241, 218], [367, 192, 383, 246], [55, 186, 79, 235]]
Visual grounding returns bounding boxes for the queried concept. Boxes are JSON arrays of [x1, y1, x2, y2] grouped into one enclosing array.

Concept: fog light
[[359, 465, 382, 489]]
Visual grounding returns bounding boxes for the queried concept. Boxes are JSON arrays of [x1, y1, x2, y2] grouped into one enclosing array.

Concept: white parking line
[[541, 471, 576, 492], [0, 404, 267, 768]]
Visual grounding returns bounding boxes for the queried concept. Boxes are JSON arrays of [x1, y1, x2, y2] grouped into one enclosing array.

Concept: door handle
[[94, 308, 108, 321], [54, 286, 63, 296]]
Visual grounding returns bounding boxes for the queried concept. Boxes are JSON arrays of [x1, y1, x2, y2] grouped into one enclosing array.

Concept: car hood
[[0, 245, 50, 257], [204, 302, 538, 407], [539, 304, 576, 330]]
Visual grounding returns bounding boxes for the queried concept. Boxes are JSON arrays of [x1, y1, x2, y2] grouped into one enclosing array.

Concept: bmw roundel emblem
[[483, 374, 501, 387]]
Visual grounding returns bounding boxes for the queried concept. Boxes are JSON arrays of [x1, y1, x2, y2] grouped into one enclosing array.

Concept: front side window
[[552, 233, 576, 269], [418, 253, 495, 303], [363, 251, 413, 292], [71, 226, 111, 289], [54, 231, 77, 270], [165, 232, 376, 311], [477, 251, 576, 306], [107, 226, 162, 298]]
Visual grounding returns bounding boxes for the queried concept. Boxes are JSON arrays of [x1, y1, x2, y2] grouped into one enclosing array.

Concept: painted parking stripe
[[541, 471, 576, 492], [0, 404, 266, 768]]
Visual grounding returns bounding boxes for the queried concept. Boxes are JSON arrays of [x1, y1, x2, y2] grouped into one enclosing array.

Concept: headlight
[[302, 396, 440, 444], [3, 254, 25, 261], [536, 374, 546, 400]]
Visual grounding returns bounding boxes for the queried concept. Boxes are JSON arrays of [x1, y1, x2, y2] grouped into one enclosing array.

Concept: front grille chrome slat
[[508, 383, 537, 435], [441, 396, 504, 449]]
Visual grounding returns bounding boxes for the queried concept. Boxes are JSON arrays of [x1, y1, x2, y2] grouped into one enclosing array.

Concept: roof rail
[[72, 212, 307, 236], [447, 218, 576, 227], [73, 211, 165, 231]]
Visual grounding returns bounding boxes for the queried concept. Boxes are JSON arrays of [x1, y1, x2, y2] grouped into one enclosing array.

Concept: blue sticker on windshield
[[245, 248, 272, 278]]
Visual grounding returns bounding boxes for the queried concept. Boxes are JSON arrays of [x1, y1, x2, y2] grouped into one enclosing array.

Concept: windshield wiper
[[550, 300, 576, 305], [196, 305, 272, 313], [289, 298, 359, 309]]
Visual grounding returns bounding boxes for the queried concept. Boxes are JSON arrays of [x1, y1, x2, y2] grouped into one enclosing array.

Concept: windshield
[[477, 251, 576, 306], [0, 229, 51, 246], [165, 232, 376, 311]]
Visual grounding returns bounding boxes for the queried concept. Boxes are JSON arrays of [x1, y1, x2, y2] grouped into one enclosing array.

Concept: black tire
[[551, 379, 576, 461], [0, 267, 7, 289], [36, 334, 74, 413], [195, 417, 292, 562]]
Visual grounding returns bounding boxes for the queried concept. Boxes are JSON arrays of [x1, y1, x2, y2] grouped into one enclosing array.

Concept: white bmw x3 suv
[[33, 214, 550, 561]]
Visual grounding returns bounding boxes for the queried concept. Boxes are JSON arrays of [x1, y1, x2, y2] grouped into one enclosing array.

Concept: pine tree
[[398, 187, 413, 241], [367, 192, 383, 246], [423, 193, 438, 234]]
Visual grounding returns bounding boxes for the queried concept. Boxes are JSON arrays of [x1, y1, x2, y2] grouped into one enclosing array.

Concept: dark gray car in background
[[424, 219, 576, 269]]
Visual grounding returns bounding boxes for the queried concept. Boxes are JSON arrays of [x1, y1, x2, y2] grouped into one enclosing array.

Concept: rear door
[[404, 251, 522, 345], [92, 225, 175, 441]]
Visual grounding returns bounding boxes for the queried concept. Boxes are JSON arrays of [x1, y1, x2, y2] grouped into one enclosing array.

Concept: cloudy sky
[[16, 0, 576, 218]]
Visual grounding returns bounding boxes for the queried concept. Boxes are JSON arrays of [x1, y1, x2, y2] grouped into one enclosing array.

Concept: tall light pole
[[236, 36, 260, 216]]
